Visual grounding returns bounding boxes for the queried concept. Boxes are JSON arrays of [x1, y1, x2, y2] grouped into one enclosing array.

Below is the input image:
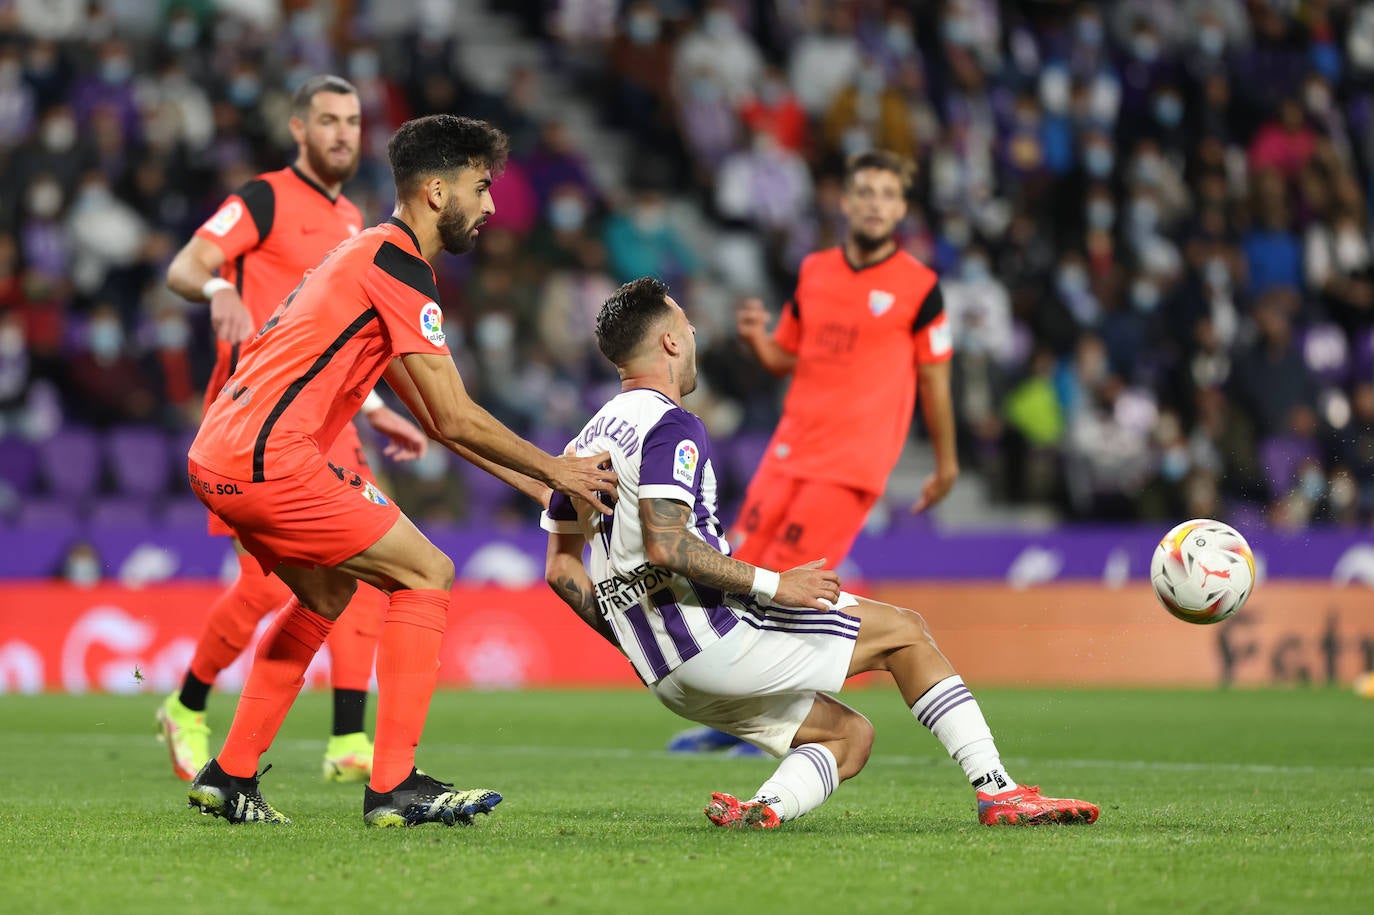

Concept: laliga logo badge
[[419, 302, 446, 347], [674, 440, 698, 486]]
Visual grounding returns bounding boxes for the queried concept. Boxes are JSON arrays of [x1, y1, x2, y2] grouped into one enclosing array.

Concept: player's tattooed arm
[[546, 533, 619, 647], [641, 498, 755, 594]]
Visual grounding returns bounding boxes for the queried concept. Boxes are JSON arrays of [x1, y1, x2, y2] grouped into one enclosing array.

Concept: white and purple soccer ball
[[1150, 519, 1255, 625]]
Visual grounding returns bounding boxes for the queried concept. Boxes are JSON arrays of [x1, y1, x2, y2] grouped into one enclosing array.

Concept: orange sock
[[217, 598, 333, 778], [326, 584, 384, 692], [189, 551, 292, 685], [370, 588, 450, 792]]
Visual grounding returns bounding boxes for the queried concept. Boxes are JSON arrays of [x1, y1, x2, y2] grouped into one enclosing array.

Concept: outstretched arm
[[545, 531, 618, 647], [737, 298, 797, 378], [639, 498, 839, 609]]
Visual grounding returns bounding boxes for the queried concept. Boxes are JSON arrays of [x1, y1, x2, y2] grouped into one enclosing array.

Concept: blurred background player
[[670, 149, 956, 754], [156, 75, 428, 784], [544, 277, 1096, 828], [184, 114, 618, 826]]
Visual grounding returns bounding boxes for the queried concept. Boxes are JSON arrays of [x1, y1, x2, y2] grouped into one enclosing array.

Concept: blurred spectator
[[63, 304, 157, 427], [602, 189, 699, 287]]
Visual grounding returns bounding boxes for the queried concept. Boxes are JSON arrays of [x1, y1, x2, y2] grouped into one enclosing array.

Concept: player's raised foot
[[704, 792, 781, 829], [323, 732, 373, 783], [363, 768, 502, 828], [155, 692, 210, 781], [188, 759, 290, 824], [667, 726, 750, 753], [977, 784, 1098, 826]]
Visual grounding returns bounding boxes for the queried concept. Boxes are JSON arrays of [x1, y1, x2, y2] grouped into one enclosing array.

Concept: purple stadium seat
[[1353, 328, 1374, 384], [16, 497, 80, 528], [1258, 435, 1321, 495], [108, 427, 172, 497], [726, 432, 774, 489], [0, 438, 40, 493], [36, 427, 102, 500], [161, 496, 209, 527], [88, 496, 154, 527], [169, 427, 198, 470], [1299, 323, 1351, 386], [457, 454, 516, 517]]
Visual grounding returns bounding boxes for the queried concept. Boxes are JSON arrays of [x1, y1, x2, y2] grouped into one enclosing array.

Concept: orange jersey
[[195, 166, 364, 328], [190, 218, 449, 482], [766, 247, 950, 493]]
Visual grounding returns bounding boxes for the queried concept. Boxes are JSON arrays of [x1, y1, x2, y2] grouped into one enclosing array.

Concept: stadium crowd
[[0, 0, 1372, 532]]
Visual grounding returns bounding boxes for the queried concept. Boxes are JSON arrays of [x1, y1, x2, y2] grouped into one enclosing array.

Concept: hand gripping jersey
[[541, 389, 743, 685], [190, 218, 449, 482], [766, 247, 951, 493]]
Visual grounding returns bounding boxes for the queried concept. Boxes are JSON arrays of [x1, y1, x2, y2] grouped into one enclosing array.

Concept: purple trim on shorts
[[624, 604, 670, 681], [917, 684, 973, 729], [791, 745, 834, 795], [742, 604, 859, 636], [735, 613, 858, 641], [652, 589, 701, 663], [759, 604, 861, 628]]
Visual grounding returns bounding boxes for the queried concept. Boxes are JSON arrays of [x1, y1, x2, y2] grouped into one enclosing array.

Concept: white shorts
[[649, 591, 861, 757]]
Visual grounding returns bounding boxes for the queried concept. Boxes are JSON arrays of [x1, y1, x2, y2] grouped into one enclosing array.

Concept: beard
[[437, 201, 480, 254], [304, 139, 360, 186], [850, 227, 893, 252]]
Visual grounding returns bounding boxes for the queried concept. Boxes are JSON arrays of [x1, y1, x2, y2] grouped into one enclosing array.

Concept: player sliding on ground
[[542, 277, 1098, 828]]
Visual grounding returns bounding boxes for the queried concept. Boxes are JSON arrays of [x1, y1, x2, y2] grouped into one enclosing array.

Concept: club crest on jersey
[[204, 201, 243, 237], [928, 317, 953, 357], [868, 289, 895, 316], [360, 482, 389, 506], [419, 302, 445, 347], [674, 440, 699, 486]]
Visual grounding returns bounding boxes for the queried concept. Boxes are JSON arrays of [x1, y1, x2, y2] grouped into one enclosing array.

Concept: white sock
[[911, 675, 1014, 793], [750, 743, 838, 821]]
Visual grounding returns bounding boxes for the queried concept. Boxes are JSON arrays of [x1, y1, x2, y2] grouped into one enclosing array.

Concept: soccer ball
[[1150, 519, 1255, 624]]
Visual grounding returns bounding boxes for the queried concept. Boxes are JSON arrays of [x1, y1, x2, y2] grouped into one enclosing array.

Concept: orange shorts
[[188, 452, 399, 575], [205, 422, 373, 537], [729, 471, 878, 572]]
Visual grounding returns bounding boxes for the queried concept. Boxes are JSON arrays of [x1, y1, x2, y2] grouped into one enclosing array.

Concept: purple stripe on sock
[[652, 589, 701, 663], [923, 693, 976, 730], [623, 604, 670, 681], [793, 746, 833, 794], [917, 685, 971, 728]]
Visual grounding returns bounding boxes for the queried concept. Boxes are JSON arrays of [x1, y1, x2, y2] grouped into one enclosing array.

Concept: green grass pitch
[[1, 687, 1370, 915]]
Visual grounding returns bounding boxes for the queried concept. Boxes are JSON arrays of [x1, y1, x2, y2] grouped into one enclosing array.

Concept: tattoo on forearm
[[551, 573, 617, 645], [642, 499, 754, 594]]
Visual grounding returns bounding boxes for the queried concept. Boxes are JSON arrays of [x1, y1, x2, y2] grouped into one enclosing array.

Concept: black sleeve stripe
[[912, 282, 944, 334], [373, 242, 440, 301], [787, 298, 799, 320], [235, 179, 275, 242]]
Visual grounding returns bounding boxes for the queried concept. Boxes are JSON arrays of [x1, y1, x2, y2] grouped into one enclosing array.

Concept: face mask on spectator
[[167, 18, 198, 50], [41, 116, 76, 152], [87, 320, 123, 359], [65, 555, 101, 587], [157, 316, 190, 351], [886, 24, 914, 56], [1131, 34, 1160, 62], [1198, 26, 1225, 57], [1057, 264, 1088, 294], [101, 56, 132, 84], [943, 218, 971, 246], [549, 196, 587, 231], [627, 13, 660, 44], [1160, 447, 1189, 481], [475, 313, 515, 352], [633, 203, 666, 233], [350, 50, 380, 82], [1300, 468, 1326, 501], [0, 324, 24, 358], [942, 17, 973, 47], [1084, 145, 1114, 178], [1131, 279, 1161, 312], [962, 257, 989, 281], [689, 77, 722, 103], [1040, 70, 1069, 115], [1204, 257, 1231, 289], [1153, 94, 1183, 127], [229, 75, 262, 106], [1305, 84, 1331, 115], [1133, 154, 1162, 185], [704, 10, 733, 38], [1076, 16, 1103, 47], [1087, 199, 1115, 229], [27, 181, 62, 218], [1129, 198, 1159, 233]]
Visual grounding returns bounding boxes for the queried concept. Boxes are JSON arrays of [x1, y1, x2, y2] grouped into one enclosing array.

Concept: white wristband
[[361, 390, 384, 415], [750, 566, 780, 602], [202, 277, 235, 300]]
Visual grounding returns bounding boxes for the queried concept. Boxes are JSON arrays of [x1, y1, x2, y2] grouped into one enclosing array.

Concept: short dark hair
[[387, 115, 510, 197], [844, 150, 916, 193], [595, 277, 672, 365], [291, 75, 356, 118]]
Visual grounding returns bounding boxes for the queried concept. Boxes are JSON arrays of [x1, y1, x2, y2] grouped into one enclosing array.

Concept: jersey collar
[[842, 244, 900, 273], [289, 165, 340, 204], [387, 216, 423, 254]]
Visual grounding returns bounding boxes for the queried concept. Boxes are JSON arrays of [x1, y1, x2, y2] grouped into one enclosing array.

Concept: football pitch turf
[[2, 687, 1370, 915]]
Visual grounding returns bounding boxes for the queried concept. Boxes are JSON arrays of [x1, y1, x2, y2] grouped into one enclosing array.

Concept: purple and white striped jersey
[[540, 388, 741, 685]]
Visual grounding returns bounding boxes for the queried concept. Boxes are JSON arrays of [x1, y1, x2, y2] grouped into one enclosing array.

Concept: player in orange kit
[[183, 113, 617, 826], [158, 75, 428, 784], [671, 150, 958, 754]]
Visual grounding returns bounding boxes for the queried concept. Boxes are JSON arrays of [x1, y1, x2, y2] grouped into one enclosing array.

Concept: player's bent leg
[[707, 694, 873, 829], [841, 595, 1098, 825]]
